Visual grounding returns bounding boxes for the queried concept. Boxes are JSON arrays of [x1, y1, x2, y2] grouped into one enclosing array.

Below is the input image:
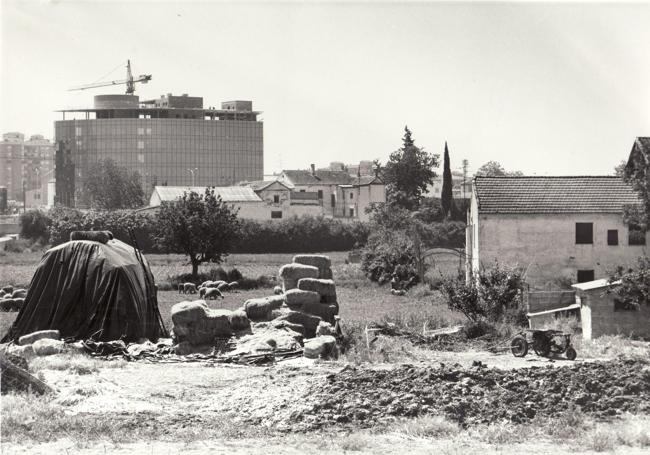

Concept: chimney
[[310, 164, 315, 175]]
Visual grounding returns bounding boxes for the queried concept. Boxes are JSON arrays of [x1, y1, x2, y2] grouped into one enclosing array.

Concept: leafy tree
[[82, 158, 145, 209], [614, 160, 627, 177], [382, 126, 439, 210], [441, 142, 455, 218], [476, 161, 523, 177], [623, 145, 650, 228], [155, 188, 241, 278], [609, 257, 650, 309]]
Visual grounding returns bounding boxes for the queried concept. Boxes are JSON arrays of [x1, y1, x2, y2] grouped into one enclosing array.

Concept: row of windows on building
[[575, 222, 646, 246]]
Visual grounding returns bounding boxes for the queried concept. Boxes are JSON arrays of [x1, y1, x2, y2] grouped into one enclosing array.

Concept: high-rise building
[[0, 132, 55, 205], [54, 94, 263, 207]]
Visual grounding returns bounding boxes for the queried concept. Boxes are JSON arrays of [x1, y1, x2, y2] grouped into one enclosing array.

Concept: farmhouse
[[467, 176, 646, 287], [572, 279, 650, 341]]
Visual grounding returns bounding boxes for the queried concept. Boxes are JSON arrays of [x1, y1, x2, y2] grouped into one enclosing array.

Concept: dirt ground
[[3, 347, 649, 454]]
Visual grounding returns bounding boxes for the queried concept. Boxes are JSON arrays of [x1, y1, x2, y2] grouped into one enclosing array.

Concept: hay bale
[[297, 278, 337, 303], [1, 286, 13, 294], [270, 319, 307, 337], [4, 344, 35, 361], [284, 289, 321, 309], [301, 301, 338, 324], [303, 335, 339, 359], [19, 330, 61, 346], [228, 309, 251, 332], [244, 295, 285, 322], [70, 230, 113, 244], [32, 339, 65, 356], [274, 310, 323, 338], [171, 301, 234, 345], [273, 285, 283, 295], [293, 255, 332, 279], [279, 263, 319, 291]]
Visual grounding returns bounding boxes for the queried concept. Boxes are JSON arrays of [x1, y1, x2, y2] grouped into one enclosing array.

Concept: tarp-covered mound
[[2, 239, 166, 343]]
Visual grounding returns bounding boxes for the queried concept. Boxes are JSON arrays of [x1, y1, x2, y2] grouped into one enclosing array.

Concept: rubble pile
[[169, 255, 341, 359], [285, 359, 650, 429]]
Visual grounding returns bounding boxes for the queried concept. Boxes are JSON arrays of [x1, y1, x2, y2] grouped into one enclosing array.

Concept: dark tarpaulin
[[2, 239, 166, 343]]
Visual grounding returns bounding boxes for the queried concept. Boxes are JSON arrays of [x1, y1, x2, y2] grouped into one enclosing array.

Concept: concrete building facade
[[0, 133, 54, 205], [55, 94, 262, 207], [468, 176, 647, 288]]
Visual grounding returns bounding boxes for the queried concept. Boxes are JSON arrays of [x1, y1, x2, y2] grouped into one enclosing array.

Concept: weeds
[[29, 351, 126, 374]]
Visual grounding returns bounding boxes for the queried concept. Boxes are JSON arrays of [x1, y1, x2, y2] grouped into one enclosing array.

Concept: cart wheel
[[565, 347, 577, 361], [510, 336, 528, 357]]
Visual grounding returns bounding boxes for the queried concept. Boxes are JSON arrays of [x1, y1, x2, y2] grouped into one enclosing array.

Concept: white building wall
[[474, 211, 647, 287]]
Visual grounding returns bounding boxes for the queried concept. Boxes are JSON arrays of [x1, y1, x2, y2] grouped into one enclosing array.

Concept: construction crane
[[68, 60, 152, 95]]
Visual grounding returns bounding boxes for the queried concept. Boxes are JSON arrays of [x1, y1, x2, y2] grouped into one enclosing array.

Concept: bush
[[19, 209, 50, 242], [440, 263, 527, 325], [361, 229, 418, 284]]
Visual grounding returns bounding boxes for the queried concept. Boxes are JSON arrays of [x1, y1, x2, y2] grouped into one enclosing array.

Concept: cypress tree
[[441, 142, 454, 218]]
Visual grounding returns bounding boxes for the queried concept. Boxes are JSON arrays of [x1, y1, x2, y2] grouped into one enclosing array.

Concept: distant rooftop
[[474, 176, 641, 214], [281, 170, 354, 186], [150, 186, 261, 205]]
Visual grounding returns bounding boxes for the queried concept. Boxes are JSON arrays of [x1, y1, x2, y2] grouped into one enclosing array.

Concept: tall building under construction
[[54, 94, 263, 207]]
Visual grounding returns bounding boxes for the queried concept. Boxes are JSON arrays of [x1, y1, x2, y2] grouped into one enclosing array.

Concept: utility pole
[[22, 179, 26, 213], [187, 168, 198, 187], [462, 159, 469, 199]]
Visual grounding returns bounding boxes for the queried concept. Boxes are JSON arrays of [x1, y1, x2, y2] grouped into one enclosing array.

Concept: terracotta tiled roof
[[282, 170, 354, 185], [473, 176, 641, 214]]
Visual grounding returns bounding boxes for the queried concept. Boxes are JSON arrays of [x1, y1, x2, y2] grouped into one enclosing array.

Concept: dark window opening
[[331, 194, 336, 208], [576, 223, 593, 244], [300, 189, 306, 193], [614, 299, 639, 312], [629, 223, 646, 246], [271, 211, 282, 219], [317, 190, 323, 199], [607, 229, 619, 246], [577, 270, 595, 283], [349, 192, 354, 199], [349, 208, 354, 217], [273, 195, 279, 204]]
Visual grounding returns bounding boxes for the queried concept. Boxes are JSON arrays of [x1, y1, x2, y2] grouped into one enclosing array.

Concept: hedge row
[[20, 209, 370, 254]]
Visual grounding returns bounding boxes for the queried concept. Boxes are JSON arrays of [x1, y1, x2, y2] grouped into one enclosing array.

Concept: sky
[[2, 1, 650, 176]]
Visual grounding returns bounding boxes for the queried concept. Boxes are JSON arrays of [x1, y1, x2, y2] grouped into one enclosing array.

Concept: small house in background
[[243, 180, 322, 219], [279, 165, 386, 221], [572, 279, 650, 340], [467, 176, 646, 288]]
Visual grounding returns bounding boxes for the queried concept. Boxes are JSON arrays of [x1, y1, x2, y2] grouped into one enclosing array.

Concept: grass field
[[0, 249, 465, 340]]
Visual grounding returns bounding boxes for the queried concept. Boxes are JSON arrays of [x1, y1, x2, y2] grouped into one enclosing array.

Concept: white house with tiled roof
[[467, 176, 647, 287], [279, 164, 386, 221]]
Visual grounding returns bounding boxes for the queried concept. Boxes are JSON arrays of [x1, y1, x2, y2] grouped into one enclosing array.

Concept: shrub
[[227, 267, 243, 283], [19, 209, 50, 242], [609, 256, 650, 310], [440, 263, 527, 325]]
